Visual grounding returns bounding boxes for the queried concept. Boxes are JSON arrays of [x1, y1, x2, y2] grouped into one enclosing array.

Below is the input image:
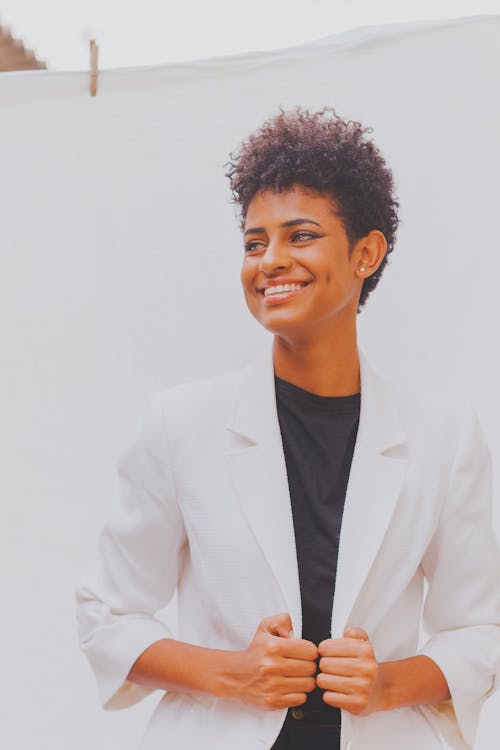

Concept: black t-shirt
[[271, 376, 360, 750]]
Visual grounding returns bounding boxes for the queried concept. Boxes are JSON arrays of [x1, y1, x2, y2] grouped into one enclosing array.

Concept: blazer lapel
[[331, 352, 408, 636], [224, 348, 302, 636], [224, 347, 407, 640]]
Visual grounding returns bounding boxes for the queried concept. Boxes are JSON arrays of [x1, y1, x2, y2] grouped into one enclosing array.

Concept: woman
[[76, 109, 500, 750]]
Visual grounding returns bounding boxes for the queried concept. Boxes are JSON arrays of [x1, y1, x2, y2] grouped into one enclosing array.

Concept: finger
[[322, 691, 367, 714], [277, 657, 318, 678], [343, 627, 369, 641], [277, 637, 318, 661], [280, 676, 317, 694], [273, 693, 308, 709], [318, 638, 372, 658], [316, 672, 369, 695], [318, 656, 359, 677], [261, 613, 292, 639]]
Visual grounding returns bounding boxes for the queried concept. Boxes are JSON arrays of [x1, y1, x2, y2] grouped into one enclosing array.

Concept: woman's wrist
[[127, 638, 245, 700], [206, 648, 246, 700], [371, 662, 398, 712], [372, 656, 450, 713]]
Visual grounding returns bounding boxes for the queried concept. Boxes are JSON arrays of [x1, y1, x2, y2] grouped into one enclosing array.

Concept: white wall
[[1, 15, 499, 749]]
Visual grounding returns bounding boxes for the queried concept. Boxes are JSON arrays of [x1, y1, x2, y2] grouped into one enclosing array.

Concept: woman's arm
[[77, 397, 319, 712], [316, 627, 449, 715], [127, 613, 318, 709], [318, 405, 500, 743], [76, 397, 195, 710], [375, 654, 450, 710]]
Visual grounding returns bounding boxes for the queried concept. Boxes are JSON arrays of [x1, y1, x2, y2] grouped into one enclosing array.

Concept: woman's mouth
[[260, 281, 310, 305]]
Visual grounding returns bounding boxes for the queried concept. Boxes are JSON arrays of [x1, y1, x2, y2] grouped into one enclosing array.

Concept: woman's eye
[[291, 231, 319, 242], [244, 240, 265, 253]]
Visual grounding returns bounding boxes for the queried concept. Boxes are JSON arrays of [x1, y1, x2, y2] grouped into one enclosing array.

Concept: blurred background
[[1, 2, 500, 750], [0, 0, 499, 70]]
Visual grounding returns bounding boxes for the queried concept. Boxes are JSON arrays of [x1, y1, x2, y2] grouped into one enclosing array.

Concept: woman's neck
[[272, 328, 360, 397]]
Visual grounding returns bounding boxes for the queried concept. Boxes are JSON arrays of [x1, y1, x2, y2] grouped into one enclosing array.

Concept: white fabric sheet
[[1, 14, 499, 750]]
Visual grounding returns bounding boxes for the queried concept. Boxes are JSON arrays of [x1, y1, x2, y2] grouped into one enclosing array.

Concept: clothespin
[[89, 39, 99, 97]]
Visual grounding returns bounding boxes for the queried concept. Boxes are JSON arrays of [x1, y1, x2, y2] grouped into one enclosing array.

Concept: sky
[[1, 0, 499, 70]]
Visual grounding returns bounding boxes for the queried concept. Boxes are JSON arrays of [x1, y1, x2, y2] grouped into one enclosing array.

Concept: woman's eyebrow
[[243, 218, 321, 237]]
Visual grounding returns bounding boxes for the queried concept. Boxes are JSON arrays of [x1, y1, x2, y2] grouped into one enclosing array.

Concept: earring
[[359, 266, 366, 273]]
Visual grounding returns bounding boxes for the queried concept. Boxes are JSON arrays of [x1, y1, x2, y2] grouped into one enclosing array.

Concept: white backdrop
[[1, 15, 500, 750]]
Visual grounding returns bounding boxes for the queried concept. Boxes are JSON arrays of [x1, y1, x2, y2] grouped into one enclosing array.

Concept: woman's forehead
[[245, 185, 340, 224]]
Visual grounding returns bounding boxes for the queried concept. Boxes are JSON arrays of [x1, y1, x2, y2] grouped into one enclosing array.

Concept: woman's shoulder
[[378, 368, 483, 455], [390, 377, 469, 421], [154, 364, 245, 408], [144, 361, 253, 441], [120, 365, 249, 463]]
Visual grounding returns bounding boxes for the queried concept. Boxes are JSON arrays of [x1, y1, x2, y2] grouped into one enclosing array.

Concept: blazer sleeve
[[75, 395, 187, 710], [418, 403, 500, 747]]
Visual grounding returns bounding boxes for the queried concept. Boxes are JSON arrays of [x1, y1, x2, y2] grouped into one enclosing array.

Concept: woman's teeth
[[264, 283, 304, 296]]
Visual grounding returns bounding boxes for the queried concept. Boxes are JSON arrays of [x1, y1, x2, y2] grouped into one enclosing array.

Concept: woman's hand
[[316, 627, 384, 716], [227, 612, 318, 710]]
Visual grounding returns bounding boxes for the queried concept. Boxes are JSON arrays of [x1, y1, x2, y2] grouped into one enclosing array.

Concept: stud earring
[[359, 266, 366, 273]]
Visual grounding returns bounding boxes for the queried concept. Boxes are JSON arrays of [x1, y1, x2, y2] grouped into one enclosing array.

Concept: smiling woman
[[240, 187, 387, 372], [76, 108, 500, 750], [228, 108, 399, 311]]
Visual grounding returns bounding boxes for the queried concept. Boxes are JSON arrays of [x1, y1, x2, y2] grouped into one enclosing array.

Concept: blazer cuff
[[418, 627, 499, 747], [80, 612, 173, 709]]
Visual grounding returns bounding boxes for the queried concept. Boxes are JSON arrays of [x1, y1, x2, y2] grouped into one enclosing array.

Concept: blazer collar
[[227, 345, 405, 450], [332, 350, 408, 635], [226, 344, 277, 445], [225, 344, 408, 636]]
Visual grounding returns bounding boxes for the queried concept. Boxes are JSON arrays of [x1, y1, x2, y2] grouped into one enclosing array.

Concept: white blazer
[[76, 348, 500, 750]]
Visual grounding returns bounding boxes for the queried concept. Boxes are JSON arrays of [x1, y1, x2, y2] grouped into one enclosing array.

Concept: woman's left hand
[[316, 627, 384, 716]]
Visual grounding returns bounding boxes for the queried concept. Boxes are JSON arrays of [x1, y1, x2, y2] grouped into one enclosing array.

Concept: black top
[[271, 376, 360, 750]]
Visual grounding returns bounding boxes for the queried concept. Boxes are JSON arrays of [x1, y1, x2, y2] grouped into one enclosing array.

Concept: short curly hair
[[226, 107, 399, 309]]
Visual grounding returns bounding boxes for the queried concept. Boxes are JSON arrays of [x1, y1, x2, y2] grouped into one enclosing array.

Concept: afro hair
[[226, 107, 399, 309]]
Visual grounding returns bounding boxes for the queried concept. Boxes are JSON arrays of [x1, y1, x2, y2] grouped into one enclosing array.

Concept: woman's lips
[[259, 282, 310, 306]]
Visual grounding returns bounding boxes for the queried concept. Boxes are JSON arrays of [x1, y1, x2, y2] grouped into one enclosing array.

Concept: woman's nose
[[258, 240, 292, 273]]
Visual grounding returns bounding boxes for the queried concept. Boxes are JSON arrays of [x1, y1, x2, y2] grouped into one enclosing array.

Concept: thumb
[[262, 612, 293, 638], [344, 626, 369, 641]]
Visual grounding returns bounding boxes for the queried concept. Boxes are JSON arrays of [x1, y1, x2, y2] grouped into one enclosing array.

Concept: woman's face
[[240, 185, 364, 339]]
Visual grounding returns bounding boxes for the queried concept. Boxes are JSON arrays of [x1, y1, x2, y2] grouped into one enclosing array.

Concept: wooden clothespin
[[89, 39, 99, 97]]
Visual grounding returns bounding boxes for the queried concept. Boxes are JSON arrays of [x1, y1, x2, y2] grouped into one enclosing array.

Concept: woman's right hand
[[225, 613, 318, 710]]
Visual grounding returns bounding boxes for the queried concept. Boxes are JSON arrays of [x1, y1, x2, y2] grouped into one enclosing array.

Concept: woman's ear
[[353, 230, 387, 279]]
